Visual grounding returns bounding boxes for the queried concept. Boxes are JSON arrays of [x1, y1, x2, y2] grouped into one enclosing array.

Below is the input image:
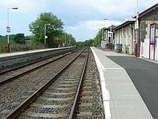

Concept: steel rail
[[0, 47, 77, 74], [0, 52, 72, 86], [68, 48, 89, 119], [4, 48, 85, 119], [0, 51, 73, 75], [0, 55, 51, 75]]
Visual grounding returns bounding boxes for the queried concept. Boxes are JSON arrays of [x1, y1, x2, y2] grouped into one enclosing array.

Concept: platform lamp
[[7, 7, 18, 53], [98, 29, 102, 46], [103, 18, 108, 38]]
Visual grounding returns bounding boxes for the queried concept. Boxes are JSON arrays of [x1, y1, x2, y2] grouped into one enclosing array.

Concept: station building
[[113, 3, 158, 60]]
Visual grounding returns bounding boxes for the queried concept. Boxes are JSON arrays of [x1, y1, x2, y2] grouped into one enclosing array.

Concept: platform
[[0, 46, 76, 69], [91, 47, 153, 119]]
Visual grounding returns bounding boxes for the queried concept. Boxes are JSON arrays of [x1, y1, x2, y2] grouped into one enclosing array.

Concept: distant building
[[103, 25, 116, 49], [113, 3, 158, 60], [114, 21, 135, 54], [138, 3, 158, 60]]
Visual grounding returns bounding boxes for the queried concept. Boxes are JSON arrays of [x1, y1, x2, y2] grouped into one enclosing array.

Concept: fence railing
[[0, 43, 45, 53]]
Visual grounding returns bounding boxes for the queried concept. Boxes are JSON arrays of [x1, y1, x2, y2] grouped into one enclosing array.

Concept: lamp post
[[44, 24, 50, 48], [103, 19, 108, 40], [135, 0, 139, 57], [69, 34, 70, 46], [65, 32, 66, 46], [98, 29, 102, 46], [7, 7, 18, 52], [105, 19, 114, 49], [101, 28, 104, 41]]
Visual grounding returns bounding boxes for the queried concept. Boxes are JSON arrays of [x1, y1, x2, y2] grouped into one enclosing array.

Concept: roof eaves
[[114, 21, 134, 31], [139, 3, 158, 18]]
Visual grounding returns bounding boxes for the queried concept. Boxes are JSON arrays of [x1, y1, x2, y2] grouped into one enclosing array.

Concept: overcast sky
[[0, 0, 157, 41]]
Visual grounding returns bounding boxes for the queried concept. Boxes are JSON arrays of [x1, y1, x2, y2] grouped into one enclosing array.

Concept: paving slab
[[91, 47, 153, 119]]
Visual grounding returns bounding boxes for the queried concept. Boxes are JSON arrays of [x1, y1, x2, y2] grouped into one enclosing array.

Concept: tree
[[14, 33, 26, 44], [25, 35, 30, 41], [93, 28, 104, 47], [84, 39, 94, 46], [29, 12, 64, 47], [76, 39, 94, 47], [67, 34, 76, 46]]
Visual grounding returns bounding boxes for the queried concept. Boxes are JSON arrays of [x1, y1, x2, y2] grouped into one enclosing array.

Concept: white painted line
[[104, 68, 124, 70], [91, 48, 111, 119]]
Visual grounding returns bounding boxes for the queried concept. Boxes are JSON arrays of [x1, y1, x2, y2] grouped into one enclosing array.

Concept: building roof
[[114, 3, 158, 31], [114, 21, 135, 31], [104, 25, 116, 30], [139, 3, 158, 18]]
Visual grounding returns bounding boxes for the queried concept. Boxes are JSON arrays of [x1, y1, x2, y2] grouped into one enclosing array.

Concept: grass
[[0, 36, 15, 45], [0, 36, 16, 53]]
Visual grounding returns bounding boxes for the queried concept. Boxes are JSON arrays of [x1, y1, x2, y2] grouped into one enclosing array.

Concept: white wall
[[114, 24, 134, 54], [141, 38, 158, 60], [101, 41, 106, 48], [155, 38, 158, 60], [141, 39, 149, 58]]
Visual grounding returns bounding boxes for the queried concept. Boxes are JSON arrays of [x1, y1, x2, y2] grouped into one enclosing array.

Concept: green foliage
[[1, 12, 78, 48], [84, 39, 94, 46], [76, 42, 84, 47], [14, 33, 26, 44], [0, 36, 7, 44], [93, 28, 104, 46], [67, 34, 76, 46], [25, 35, 30, 41], [0, 35, 15, 45], [76, 39, 94, 47], [29, 12, 64, 47]]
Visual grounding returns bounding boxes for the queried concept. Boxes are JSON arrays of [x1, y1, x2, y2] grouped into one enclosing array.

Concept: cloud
[[65, 19, 122, 40], [0, 0, 158, 41], [67, 20, 121, 31], [0, 0, 47, 16]]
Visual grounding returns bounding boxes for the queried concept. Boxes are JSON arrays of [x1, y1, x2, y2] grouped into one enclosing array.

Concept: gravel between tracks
[[0, 50, 81, 118], [0, 49, 104, 118]]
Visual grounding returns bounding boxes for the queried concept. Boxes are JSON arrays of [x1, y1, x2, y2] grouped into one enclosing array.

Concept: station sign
[[150, 23, 156, 44], [6, 26, 10, 33]]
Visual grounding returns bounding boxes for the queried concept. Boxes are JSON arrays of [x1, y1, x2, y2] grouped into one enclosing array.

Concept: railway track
[[0, 51, 73, 85], [0, 49, 82, 118], [3, 48, 104, 119]]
